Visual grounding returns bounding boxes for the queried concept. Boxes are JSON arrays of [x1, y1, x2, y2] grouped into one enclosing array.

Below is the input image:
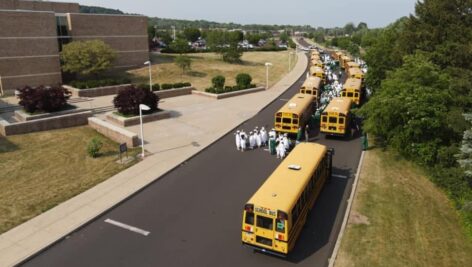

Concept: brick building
[[0, 0, 149, 94]]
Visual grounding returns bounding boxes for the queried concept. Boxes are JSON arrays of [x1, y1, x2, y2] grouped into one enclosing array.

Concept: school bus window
[[282, 118, 291, 124], [257, 215, 274, 230], [347, 92, 353, 97], [301, 90, 305, 93], [354, 93, 359, 98], [245, 212, 254, 225], [339, 117, 344, 124], [342, 92, 346, 97], [276, 117, 282, 123], [293, 119, 299, 125], [276, 218, 285, 233], [322, 116, 327, 122], [329, 117, 337, 123]]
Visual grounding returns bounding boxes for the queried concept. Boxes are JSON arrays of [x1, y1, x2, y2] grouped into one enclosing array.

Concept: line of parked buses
[[241, 47, 366, 257]]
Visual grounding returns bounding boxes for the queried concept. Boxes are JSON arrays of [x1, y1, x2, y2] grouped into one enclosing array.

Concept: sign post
[[119, 143, 128, 163]]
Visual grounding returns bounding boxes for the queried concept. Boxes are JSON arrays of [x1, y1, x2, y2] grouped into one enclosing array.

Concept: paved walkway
[[0, 51, 308, 266]]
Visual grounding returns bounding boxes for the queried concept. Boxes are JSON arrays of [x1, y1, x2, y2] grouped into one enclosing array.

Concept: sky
[[55, 0, 418, 28]]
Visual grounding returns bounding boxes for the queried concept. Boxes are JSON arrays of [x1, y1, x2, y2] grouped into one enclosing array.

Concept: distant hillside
[[79, 5, 124, 15], [78, 4, 316, 32], [149, 17, 315, 32]]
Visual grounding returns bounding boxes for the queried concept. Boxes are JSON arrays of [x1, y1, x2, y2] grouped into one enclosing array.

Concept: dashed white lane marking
[[279, 99, 289, 101], [104, 218, 150, 236], [263, 149, 270, 151], [332, 174, 348, 179]]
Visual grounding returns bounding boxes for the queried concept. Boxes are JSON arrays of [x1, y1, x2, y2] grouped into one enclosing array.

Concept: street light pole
[[139, 104, 151, 158], [265, 62, 272, 89], [144, 61, 152, 91]]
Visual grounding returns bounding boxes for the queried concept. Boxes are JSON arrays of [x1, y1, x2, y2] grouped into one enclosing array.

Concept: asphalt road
[[22, 50, 362, 267]]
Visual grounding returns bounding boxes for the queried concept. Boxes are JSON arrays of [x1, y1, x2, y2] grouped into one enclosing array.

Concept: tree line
[[355, 0, 472, 235]]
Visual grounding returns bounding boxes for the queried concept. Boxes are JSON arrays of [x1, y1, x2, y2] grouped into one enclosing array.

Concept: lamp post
[[139, 104, 151, 158], [288, 51, 295, 72], [265, 62, 273, 89], [144, 61, 152, 91]]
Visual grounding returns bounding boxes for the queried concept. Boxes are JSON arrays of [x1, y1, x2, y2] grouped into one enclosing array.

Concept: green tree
[[183, 28, 201, 42], [170, 38, 190, 54], [246, 33, 261, 45], [61, 40, 116, 76], [343, 22, 356, 35], [280, 31, 289, 43], [157, 31, 173, 45], [357, 22, 368, 31], [359, 54, 455, 165], [174, 55, 192, 74], [206, 30, 243, 63], [312, 31, 325, 43], [363, 18, 407, 91], [400, 0, 472, 70]]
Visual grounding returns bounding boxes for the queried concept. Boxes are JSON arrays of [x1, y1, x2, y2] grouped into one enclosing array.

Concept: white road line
[[279, 99, 289, 101], [263, 149, 270, 151], [104, 218, 150, 236], [332, 174, 348, 179]]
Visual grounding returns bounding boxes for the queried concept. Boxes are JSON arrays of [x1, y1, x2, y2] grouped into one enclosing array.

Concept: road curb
[[328, 150, 366, 267]]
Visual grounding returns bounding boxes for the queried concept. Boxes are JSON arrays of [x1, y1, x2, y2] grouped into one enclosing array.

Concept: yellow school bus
[[275, 93, 315, 134], [311, 59, 324, 68], [300, 76, 322, 103], [347, 67, 365, 81], [311, 54, 321, 61], [320, 97, 352, 136], [310, 66, 325, 81], [332, 51, 343, 61], [340, 55, 351, 69], [346, 61, 360, 69], [341, 78, 362, 105], [241, 142, 333, 256]]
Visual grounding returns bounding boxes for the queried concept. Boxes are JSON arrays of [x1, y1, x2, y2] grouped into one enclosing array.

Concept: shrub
[[161, 83, 173, 90], [249, 83, 257, 88], [135, 83, 159, 91], [70, 78, 130, 89], [87, 137, 103, 158], [211, 75, 225, 89], [182, 82, 191, 87], [113, 85, 159, 116], [236, 73, 252, 89], [17, 86, 71, 113]]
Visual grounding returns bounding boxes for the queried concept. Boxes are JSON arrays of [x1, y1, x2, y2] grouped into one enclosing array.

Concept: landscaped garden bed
[[193, 73, 265, 99], [107, 85, 171, 127]]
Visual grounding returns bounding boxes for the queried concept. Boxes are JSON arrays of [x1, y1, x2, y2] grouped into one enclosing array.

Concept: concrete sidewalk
[[0, 51, 308, 266]]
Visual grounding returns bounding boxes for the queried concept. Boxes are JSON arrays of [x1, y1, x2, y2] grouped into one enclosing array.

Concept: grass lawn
[[127, 50, 297, 91], [335, 148, 472, 267], [0, 126, 139, 234]]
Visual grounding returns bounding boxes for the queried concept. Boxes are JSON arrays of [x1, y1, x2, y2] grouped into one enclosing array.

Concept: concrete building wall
[[0, 10, 62, 93], [0, 0, 79, 13], [67, 13, 149, 68]]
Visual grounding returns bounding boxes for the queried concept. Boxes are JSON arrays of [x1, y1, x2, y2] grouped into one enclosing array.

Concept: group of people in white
[[234, 127, 292, 159]]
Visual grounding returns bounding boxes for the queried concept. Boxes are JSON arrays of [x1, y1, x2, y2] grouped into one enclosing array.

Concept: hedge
[[69, 78, 131, 89]]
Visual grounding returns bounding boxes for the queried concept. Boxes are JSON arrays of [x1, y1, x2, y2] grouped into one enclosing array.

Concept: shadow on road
[[286, 166, 350, 264]]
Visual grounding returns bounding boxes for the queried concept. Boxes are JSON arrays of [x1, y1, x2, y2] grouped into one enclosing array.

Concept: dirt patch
[[349, 211, 370, 225]]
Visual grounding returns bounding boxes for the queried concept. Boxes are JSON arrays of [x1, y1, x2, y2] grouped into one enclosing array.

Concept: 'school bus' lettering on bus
[[241, 143, 333, 256]]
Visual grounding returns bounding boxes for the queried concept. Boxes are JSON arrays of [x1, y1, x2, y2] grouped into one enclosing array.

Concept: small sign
[[119, 143, 127, 153]]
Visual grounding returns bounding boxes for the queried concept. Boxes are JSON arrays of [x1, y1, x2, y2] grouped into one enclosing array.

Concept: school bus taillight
[[321, 124, 326, 128], [245, 225, 253, 233], [276, 124, 281, 128]]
